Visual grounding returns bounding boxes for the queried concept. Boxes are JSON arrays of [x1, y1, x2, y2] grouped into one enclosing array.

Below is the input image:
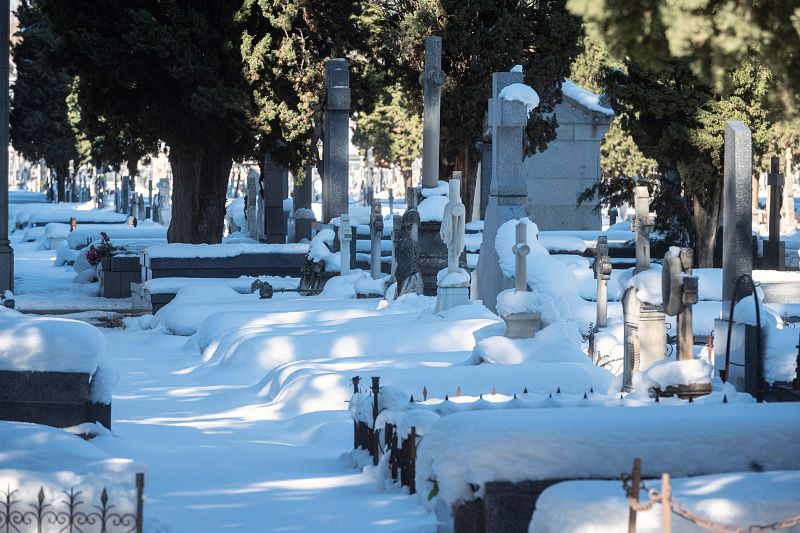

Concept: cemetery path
[[94, 326, 436, 533]]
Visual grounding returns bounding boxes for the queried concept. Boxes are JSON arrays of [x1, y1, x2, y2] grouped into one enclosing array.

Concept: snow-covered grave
[[42, 222, 166, 251], [0, 306, 116, 431], [132, 275, 299, 313], [414, 403, 800, 531], [139, 242, 309, 282]]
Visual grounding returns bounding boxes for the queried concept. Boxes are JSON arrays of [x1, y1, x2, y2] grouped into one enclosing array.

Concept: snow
[[496, 288, 539, 317], [538, 234, 587, 253], [27, 208, 128, 226], [633, 357, 713, 390], [530, 471, 800, 533], [66, 224, 167, 249], [420, 181, 449, 198], [354, 273, 388, 296], [498, 83, 540, 115], [309, 227, 336, 265], [418, 195, 449, 222], [225, 196, 246, 229], [143, 275, 298, 295], [562, 79, 615, 116], [465, 220, 484, 232], [627, 267, 664, 305], [510, 64, 523, 73], [143, 242, 308, 260], [0, 306, 106, 373], [417, 403, 800, 509], [437, 267, 471, 288], [765, 326, 800, 383]]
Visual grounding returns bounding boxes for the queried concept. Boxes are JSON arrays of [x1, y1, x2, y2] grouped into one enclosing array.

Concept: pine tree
[[378, 0, 584, 211], [10, 0, 79, 202], [41, 0, 257, 243]]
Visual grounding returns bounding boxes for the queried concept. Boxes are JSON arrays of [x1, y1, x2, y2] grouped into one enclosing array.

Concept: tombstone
[[662, 248, 699, 361], [119, 176, 131, 214], [594, 236, 612, 328], [388, 188, 394, 215], [292, 166, 315, 241], [152, 193, 160, 224], [246, 173, 258, 239], [390, 214, 402, 281], [524, 81, 614, 230], [395, 204, 423, 298], [502, 221, 541, 338], [420, 36, 447, 189], [476, 71, 530, 312], [633, 186, 653, 272], [783, 148, 795, 231], [135, 193, 145, 221], [478, 141, 492, 220], [622, 286, 640, 392], [435, 178, 470, 313], [262, 155, 289, 243], [763, 156, 785, 270], [158, 179, 172, 226], [721, 121, 754, 313], [338, 214, 353, 276], [370, 199, 383, 279], [322, 58, 350, 223], [609, 207, 618, 226], [147, 178, 153, 220]]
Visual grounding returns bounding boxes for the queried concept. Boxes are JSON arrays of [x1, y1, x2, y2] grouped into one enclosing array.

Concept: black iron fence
[[0, 472, 144, 533]]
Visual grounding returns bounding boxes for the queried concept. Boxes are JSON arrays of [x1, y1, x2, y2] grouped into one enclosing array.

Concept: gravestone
[[121, 176, 130, 214], [662, 248, 699, 361], [622, 286, 640, 392], [763, 156, 785, 270], [633, 186, 653, 272], [388, 188, 394, 215], [420, 36, 446, 189], [136, 194, 146, 222], [293, 166, 315, 241], [158, 179, 171, 226], [594, 236, 612, 328], [523, 81, 614, 230], [395, 204, 423, 297], [322, 58, 350, 224], [502, 221, 541, 339], [339, 214, 353, 276], [476, 71, 530, 312], [370, 199, 383, 279], [435, 178, 470, 312], [783, 148, 795, 231], [246, 173, 258, 239], [261, 154, 289, 243]]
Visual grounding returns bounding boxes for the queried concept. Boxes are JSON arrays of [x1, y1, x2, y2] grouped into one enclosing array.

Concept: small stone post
[[322, 59, 351, 223], [420, 36, 447, 189], [594, 236, 612, 328], [391, 214, 402, 279], [121, 176, 130, 215], [633, 186, 653, 272], [622, 286, 641, 392], [512, 222, 529, 292], [370, 199, 383, 279], [339, 214, 352, 276], [246, 173, 258, 239], [764, 156, 785, 270]]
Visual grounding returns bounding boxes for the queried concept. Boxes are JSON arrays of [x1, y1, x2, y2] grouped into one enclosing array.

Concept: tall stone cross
[[475, 70, 529, 312], [633, 186, 653, 272], [439, 176, 466, 274], [512, 222, 530, 292], [764, 156, 785, 270], [339, 214, 353, 276], [322, 58, 351, 223], [370, 199, 383, 279], [420, 36, 447, 189], [594, 236, 612, 328]]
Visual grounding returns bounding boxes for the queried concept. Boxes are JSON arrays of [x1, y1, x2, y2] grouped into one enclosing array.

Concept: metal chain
[[622, 475, 800, 532]]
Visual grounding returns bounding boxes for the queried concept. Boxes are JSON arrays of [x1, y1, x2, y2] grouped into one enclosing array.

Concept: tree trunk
[[692, 181, 722, 267], [401, 168, 413, 191], [167, 143, 232, 243]]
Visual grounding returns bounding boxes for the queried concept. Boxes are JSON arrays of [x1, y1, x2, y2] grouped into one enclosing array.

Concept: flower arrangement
[[85, 232, 116, 267]]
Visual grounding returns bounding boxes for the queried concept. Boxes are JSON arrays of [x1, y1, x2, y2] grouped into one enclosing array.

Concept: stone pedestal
[[502, 312, 540, 339], [293, 166, 315, 241], [435, 285, 470, 313], [639, 305, 666, 371], [261, 155, 288, 243], [418, 220, 448, 296]]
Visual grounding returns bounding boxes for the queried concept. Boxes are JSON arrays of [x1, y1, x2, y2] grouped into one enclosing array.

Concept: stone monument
[[292, 166, 316, 242], [137, 193, 146, 222], [633, 186, 653, 273], [322, 59, 350, 224], [158, 178, 171, 226], [763, 156, 785, 270], [261, 154, 288, 243], [501, 221, 541, 338], [121, 176, 130, 215], [622, 286, 640, 392], [370, 199, 383, 279], [246, 173, 258, 239], [338, 214, 352, 276], [662, 247, 699, 361], [594, 236, 612, 328], [476, 71, 530, 312], [435, 178, 470, 313], [394, 204, 423, 298]]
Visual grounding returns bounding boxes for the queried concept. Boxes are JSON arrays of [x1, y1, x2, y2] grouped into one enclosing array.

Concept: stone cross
[[512, 221, 529, 292], [420, 36, 447, 189], [120, 176, 130, 214], [764, 155, 785, 270], [662, 248, 698, 361], [783, 148, 795, 232], [391, 214, 402, 278], [339, 213, 352, 275], [322, 58, 351, 223], [370, 199, 383, 279], [475, 71, 529, 312], [721, 121, 753, 315], [246, 173, 258, 239], [633, 186, 653, 272], [594, 236, 612, 328], [440, 177, 466, 274], [622, 286, 641, 392]]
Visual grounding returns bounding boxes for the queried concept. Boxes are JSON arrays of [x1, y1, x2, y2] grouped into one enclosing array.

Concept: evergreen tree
[[353, 84, 422, 189], [599, 58, 777, 266], [10, 0, 79, 202], [378, 0, 584, 211], [41, 0, 257, 243]]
